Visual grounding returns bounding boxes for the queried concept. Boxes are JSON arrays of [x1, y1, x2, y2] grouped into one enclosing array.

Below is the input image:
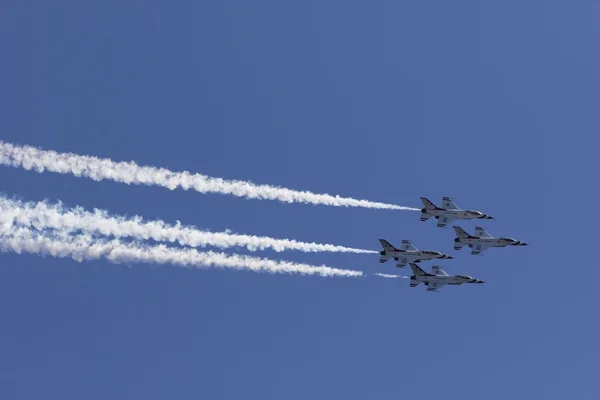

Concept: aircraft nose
[[486, 215, 494, 220], [475, 280, 484, 284], [445, 255, 454, 259]]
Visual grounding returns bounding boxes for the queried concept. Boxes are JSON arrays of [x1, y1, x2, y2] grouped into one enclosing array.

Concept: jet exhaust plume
[[374, 273, 408, 279], [0, 197, 377, 254], [0, 141, 418, 210], [0, 228, 363, 277]]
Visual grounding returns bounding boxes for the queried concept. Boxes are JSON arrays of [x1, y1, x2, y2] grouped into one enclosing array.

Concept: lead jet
[[453, 226, 528, 255], [409, 264, 484, 292], [420, 197, 493, 228], [379, 239, 453, 268]]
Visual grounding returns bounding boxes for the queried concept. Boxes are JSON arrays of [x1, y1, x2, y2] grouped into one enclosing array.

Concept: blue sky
[[1, 1, 599, 399]]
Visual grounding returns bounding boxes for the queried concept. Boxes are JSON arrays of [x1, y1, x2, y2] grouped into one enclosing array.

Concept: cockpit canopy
[[500, 237, 516, 242], [456, 275, 472, 280], [422, 250, 440, 255], [468, 210, 482, 216]]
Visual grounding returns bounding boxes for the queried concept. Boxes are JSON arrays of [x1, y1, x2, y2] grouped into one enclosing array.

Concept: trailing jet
[[453, 226, 528, 255], [420, 197, 493, 228], [379, 239, 453, 268], [409, 264, 484, 292]]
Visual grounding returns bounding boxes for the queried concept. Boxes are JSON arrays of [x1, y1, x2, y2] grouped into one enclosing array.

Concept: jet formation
[[379, 196, 527, 292]]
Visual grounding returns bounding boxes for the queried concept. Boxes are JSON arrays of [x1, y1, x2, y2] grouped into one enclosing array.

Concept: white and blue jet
[[409, 264, 484, 292], [420, 197, 493, 228], [453, 226, 528, 255], [379, 239, 453, 268]]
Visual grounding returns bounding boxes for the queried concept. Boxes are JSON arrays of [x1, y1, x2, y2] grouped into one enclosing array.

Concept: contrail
[[0, 197, 377, 254], [0, 227, 363, 277], [374, 273, 408, 279], [0, 141, 418, 210]]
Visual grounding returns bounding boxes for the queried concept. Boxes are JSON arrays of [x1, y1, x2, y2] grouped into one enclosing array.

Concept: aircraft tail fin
[[420, 197, 438, 210], [453, 226, 474, 239], [379, 239, 397, 252], [409, 263, 432, 277]]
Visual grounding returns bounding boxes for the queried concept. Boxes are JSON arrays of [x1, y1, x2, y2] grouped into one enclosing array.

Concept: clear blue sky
[[0, 1, 598, 399]]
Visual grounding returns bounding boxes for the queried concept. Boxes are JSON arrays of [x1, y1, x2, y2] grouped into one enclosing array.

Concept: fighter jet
[[420, 197, 493, 228], [453, 226, 528, 255], [379, 239, 453, 268], [409, 263, 484, 292]]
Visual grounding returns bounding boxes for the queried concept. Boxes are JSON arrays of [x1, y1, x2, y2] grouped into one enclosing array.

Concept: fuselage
[[422, 208, 491, 221], [382, 249, 451, 262], [411, 275, 482, 286], [455, 237, 526, 248]]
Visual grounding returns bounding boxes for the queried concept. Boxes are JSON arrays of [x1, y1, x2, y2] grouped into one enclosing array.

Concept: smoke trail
[[374, 273, 408, 279], [0, 197, 377, 254], [0, 141, 418, 211], [0, 227, 363, 277]]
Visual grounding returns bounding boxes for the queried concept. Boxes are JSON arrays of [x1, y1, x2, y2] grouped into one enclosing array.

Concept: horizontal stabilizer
[[437, 215, 456, 228], [454, 241, 466, 251]]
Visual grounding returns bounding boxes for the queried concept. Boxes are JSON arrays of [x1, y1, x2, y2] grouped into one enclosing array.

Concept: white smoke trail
[[0, 197, 376, 254], [0, 227, 363, 277], [0, 141, 418, 211], [374, 273, 408, 279]]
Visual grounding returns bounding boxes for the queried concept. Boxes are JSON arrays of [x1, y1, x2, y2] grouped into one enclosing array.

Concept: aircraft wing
[[437, 215, 456, 228], [396, 255, 420, 268], [401, 240, 418, 251], [475, 227, 493, 238], [427, 280, 447, 292], [432, 266, 449, 276], [471, 243, 491, 255], [442, 197, 459, 210]]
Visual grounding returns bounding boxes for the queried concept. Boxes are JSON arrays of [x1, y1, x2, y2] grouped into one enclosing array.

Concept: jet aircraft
[[453, 226, 528, 255], [379, 239, 453, 268], [409, 263, 484, 292], [420, 197, 493, 228]]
